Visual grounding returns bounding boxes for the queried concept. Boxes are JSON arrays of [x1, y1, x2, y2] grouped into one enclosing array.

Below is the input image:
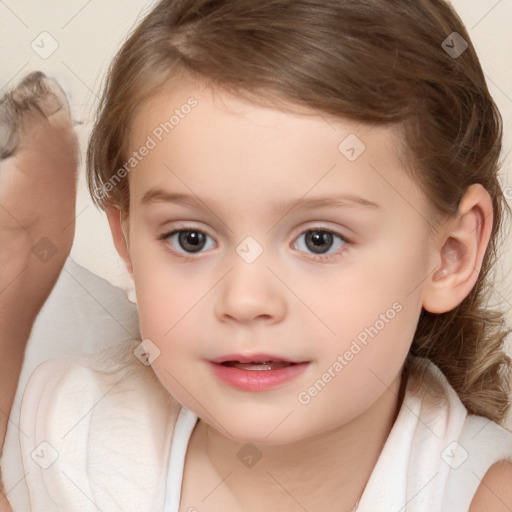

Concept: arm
[[0, 72, 78, 510], [469, 461, 512, 512]]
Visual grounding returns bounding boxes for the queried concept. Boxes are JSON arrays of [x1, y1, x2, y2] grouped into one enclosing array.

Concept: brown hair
[[87, 0, 512, 424]]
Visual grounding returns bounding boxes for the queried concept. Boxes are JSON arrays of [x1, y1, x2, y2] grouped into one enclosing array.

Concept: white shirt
[[13, 341, 512, 511]]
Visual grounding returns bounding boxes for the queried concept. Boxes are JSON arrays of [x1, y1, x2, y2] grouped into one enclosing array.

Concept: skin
[[0, 73, 78, 511], [0, 74, 508, 510], [105, 80, 505, 511]]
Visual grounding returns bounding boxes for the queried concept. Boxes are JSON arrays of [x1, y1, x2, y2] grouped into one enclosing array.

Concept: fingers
[[0, 71, 72, 160]]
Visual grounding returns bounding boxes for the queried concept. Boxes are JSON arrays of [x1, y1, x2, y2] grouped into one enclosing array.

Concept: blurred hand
[[0, 72, 79, 510]]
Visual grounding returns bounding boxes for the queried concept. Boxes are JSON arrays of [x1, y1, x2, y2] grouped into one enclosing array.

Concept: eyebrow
[[140, 187, 380, 213]]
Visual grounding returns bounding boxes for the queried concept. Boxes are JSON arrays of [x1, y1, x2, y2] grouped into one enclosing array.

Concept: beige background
[[0, 1, 511, 368]]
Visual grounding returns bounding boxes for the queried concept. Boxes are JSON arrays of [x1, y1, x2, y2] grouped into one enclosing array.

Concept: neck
[[188, 366, 409, 512]]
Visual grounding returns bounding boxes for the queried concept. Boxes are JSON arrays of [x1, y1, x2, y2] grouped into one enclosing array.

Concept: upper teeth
[[223, 361, 292, 370], [245, 363, 274, 371]]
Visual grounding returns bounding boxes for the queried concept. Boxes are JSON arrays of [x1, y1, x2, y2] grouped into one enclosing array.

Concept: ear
[[422, 184, 493, 314], [105, 206, 133, 275]]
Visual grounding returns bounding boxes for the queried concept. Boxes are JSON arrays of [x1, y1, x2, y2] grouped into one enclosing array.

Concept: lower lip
[[208, 361, 309, 391]]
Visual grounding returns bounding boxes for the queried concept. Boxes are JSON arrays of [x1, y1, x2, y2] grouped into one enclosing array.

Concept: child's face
[[122, 82, 440, 444]]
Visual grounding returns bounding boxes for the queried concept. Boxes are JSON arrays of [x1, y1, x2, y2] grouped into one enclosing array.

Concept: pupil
[[306, 231, 333, 254], [179, 231, 206, 252]]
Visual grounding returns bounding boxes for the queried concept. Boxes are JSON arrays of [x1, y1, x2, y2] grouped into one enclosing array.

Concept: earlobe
[[105, 206, 133, 275], [422, 184, 493, 314]]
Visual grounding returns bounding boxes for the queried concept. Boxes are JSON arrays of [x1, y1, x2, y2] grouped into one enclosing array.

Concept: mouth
[[210, 353, 302, 369], [219, 361, 296, 371], [208, 354, 309, 391]]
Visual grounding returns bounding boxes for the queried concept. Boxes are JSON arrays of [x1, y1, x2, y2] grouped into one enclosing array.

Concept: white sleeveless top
[[16, 341, 512, 512]]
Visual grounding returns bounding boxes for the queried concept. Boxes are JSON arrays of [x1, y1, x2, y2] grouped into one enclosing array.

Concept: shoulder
[[19, 341, 181, 509], [469, 460, 512, 512], [21, 340, 179, 417], [406, 359, 512, 510], [24, 340, 157, 391], [19, 340, 182, 452]]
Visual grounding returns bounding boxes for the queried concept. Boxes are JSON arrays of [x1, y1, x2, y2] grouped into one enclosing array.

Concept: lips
[[208, 353, 309, 391]]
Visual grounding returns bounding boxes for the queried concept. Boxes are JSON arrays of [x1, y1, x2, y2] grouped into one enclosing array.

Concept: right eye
[[160, 229, 216, 255]]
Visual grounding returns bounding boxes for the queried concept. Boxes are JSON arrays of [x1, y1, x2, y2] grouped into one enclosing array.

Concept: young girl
[[9, 0, 512, 510]]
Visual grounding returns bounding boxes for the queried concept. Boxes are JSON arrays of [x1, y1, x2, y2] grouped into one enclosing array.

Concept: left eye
[[164, 230, 216, 254], [293, 229, 346, 255]]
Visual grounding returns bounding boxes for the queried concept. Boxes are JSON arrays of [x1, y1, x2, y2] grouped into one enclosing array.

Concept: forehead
[[128, 80, 399, 155], [126, 82, 429, 223]]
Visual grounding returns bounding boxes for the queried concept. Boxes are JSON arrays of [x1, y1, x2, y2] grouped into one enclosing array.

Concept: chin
[[208, 410, 318, 446]]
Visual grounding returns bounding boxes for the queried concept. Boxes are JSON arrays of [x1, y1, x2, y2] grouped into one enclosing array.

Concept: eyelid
[[157, 224, 218, 259], [297, 229, 348, 243], [158, 221, 217, 241], [290, 225, 352, 262], [292, 223, 352, 243]]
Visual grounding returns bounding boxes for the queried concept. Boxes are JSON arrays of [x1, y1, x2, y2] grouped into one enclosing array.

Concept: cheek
[[129, 240, 196, 339], [303, 235, 430, 385], [306, 239, 427, 340]]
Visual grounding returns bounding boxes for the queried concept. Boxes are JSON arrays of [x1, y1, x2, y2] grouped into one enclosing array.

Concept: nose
[[214, 258, 287, 326]]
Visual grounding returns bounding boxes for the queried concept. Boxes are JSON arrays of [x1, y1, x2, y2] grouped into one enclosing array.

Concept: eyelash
[[158, 227, 216, 262], [294, 227, 349, 262], [158, 226, 350, 262]]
